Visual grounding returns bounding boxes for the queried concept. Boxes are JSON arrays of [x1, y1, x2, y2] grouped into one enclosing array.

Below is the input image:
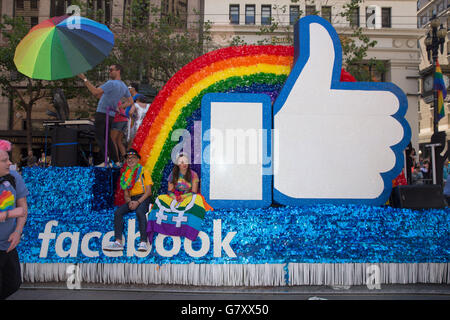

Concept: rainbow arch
[[129, 45, 294, 198]]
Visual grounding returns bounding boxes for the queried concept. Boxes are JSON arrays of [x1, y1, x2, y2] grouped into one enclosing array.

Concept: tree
[[339, 0, 385, 81], [73, 0, 212, 90]]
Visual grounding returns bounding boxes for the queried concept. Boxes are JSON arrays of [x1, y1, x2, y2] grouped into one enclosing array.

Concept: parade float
[[18, 16, 448, 286]]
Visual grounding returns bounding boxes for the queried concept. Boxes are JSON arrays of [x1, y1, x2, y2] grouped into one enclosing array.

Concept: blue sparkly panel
[[18, 167, 450, 264]]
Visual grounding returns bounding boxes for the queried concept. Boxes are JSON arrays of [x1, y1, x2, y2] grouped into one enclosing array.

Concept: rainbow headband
[[131, 45, 294, 193]]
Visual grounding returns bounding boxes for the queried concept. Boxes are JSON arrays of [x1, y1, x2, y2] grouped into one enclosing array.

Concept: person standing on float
[[78, 64, 133, 167]]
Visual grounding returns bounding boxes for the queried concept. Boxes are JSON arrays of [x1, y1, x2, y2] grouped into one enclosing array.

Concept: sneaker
[[137, 242, 149, 252], [103, 241, 124, 251], [95, 162, 106, 168]]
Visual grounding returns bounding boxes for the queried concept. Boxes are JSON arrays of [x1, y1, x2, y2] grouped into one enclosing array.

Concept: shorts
[[111, 121, 127, 133]]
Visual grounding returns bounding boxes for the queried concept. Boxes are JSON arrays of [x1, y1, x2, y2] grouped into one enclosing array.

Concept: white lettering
[[184, 231, 210, 258], [55, 232, 80, 258], [213, 219, 236, 258], [80, 232, 101, 258], [155, 234, 181, 257], [37, 219, 236, 259], [38, 220, 58, 258]]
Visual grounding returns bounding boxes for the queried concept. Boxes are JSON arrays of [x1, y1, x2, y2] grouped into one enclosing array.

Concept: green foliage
[[79, 0, 214, 90], [340, 0, 386, 81]]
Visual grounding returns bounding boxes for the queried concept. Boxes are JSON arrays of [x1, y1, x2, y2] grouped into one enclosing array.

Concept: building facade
[[417, 0, 449, 157], [0, 0, 426, 164], [0, 0, 202, 164], [204, 0, 423, 151]]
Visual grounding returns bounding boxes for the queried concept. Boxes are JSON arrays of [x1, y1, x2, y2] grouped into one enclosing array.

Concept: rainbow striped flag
[[435, 61, 447, 121], [147, 194, 213, 241], [0, 190, 14, 211]]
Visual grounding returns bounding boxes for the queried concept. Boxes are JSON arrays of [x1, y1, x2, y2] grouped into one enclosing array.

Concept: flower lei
[[120, 164, 142, 190]]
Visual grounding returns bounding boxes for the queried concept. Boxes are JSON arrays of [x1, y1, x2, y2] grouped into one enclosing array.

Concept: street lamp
[[424, 15, 446, 133], [424, 15, 447, 186]]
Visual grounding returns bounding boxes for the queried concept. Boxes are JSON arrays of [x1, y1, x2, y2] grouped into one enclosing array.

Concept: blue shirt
[[0, 170, 29, 251], [133, 93, 145, 102], [444, 174, 450, 196], [98, 80, 131, 117]]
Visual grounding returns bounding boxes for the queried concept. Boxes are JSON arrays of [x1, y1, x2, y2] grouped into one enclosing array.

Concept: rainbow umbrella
[[14, 15, 114, 80]]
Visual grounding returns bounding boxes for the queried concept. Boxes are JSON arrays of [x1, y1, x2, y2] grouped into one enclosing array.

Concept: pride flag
[[435, 61, 447, 121], [0, 190, 14, 211], [147, 194, 213, 241]]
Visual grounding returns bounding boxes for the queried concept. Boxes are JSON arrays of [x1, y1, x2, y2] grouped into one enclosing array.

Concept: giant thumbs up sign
[[273, 16, 411, 205]]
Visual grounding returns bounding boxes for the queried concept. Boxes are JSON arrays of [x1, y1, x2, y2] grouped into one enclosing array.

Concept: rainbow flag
[[435, 61, 447, 121], [0, 190, 14, 211], [147, 194, 212, 241]]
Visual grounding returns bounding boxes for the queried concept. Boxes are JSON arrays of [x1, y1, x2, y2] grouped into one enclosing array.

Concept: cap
[[125, 148, 141, 159]]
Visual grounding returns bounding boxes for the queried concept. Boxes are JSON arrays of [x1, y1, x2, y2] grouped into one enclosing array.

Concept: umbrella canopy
[[14, 15, 114, 80]]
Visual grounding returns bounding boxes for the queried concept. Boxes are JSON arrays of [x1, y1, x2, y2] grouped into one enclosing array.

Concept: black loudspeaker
[[51, 127, 78, 166], [392, 185, 447, 209]]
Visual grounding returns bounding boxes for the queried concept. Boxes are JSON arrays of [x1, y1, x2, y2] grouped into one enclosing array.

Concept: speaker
[[391, 185, 447, 209], [51, 127, 78, 166]]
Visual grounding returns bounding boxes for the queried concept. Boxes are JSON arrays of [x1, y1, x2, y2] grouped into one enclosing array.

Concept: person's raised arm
[[78, 73, 104, 99]]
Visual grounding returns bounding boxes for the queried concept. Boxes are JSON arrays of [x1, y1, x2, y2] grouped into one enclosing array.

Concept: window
[[349, 7, 360, 27], [261, 5, 271, 25], [125, 0, 149, 28], [381, 7, 391, 28], [321, 6, 331, 22], [50, 0, 72, 17], [31, 0, 38, 9], [229, 4, 239, 24], [160, 0, 187, 28], [16, 0, 24, 9], [30, 16, 39, 28], [420, 15, 427, 27], [245, 5, 255, 25], [87, 0, 112, 26], [290, 5, 300, 25], [305, 5, 316, 16], [437, 1, 444, 13]]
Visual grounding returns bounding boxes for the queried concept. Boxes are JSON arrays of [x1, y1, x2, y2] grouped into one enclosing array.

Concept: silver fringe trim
[[21, 263, 449, 286], [288, 263, 449, 285]]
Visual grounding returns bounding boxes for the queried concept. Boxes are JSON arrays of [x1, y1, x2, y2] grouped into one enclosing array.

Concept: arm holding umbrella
[[78, 73, 104, 99]]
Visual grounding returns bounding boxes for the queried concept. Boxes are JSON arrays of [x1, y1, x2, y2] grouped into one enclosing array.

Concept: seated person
[[147, 153, 212, 242], [104, 148, 152, 252], [168, 153, 199, 202], [411, 165, 424, 185]]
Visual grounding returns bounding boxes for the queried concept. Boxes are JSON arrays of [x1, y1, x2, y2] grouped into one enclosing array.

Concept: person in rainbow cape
[[104, 148, 153, 252], [147, 153, 213, 242]]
